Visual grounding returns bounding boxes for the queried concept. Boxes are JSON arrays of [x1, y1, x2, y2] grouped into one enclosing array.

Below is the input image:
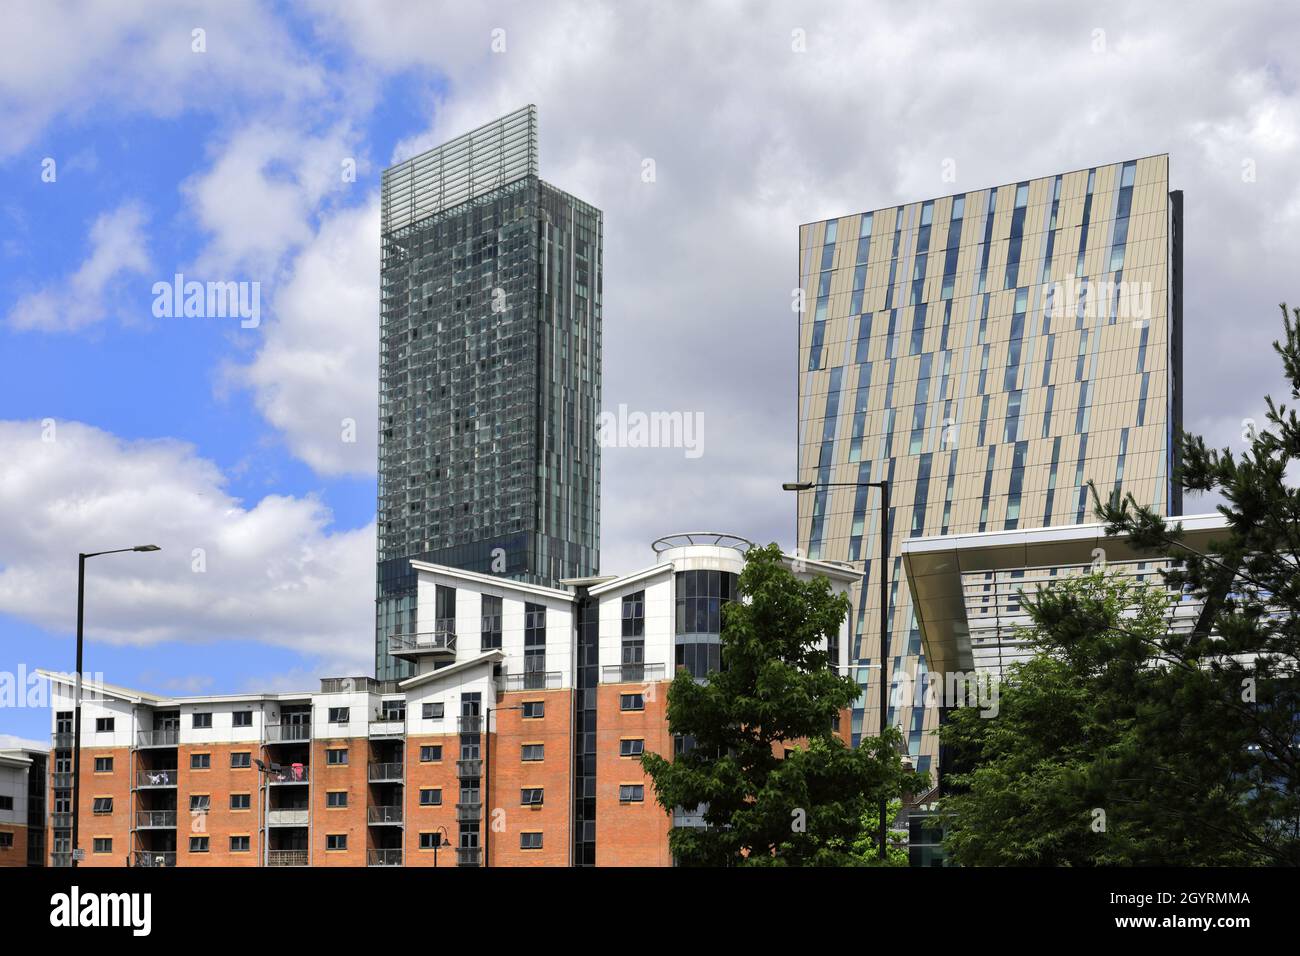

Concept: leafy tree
[[641, 543, 925, 866]]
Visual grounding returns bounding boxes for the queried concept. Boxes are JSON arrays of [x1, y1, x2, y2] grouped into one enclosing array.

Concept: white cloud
[[0, 419, 373, 670], [6, 202, 149, 332]]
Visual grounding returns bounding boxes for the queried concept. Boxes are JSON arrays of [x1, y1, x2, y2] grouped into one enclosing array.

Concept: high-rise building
[[795, 155, 1183, 780], [377, 105, 603, 680]]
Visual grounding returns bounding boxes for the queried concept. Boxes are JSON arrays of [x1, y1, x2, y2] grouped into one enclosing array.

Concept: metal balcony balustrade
[[455, 802, 482, 823], [136, 729, 180, 748], [133, 851, 177, 868], [135, 810, 177, 829], [51, 732, 74, 750], [456, 758, 483, 777], [456, 846, 481, 867], [51, 852, 72, 867], [267, 849, 309, 867], [135, 769, 179, 788], [368, 719, 406, 738], [266, 764, 310, 785], [367, 761, 404, 783], [457, 715, 484, 733], [267, 808, 310, 826], [367, 805, 403, 824], [51, 772, 74, 790], [388, 623, 457, 656], [367, 848, 403, 867], [496, 670, 562, 692], [600, 662, 666, 684], [264, 722, 311, 743]]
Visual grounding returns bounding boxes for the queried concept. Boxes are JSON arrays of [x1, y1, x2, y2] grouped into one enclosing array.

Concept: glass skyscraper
[[795, 156, 1183, 779], [377, 106, 602, 680]]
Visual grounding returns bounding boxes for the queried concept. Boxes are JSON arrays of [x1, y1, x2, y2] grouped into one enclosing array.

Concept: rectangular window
[[230, 835, 250, 853], [620, 738, 645, 758], [419, 832, 445, 850], [620, 693, 645, 711], [481, 594, 503, 650], [380, 699, 405, 720], [0, 832, 13, 849], [521, 744, 544, 762], [419, 788, 442, 807], [230, 751, 251, 768], [326, 748, 348, 765], [230, 793, 251, 810], [192, 712, 212, 729], [619, 784, 645, 804], [232, 711, 253, 727], [95, 717, 114, 733], [92, 797, 112, 814], [327, 791, 348, 808], [326, 834, 347, 851], [420, 745, 443, 763], [520, 787, 544, 806], [520, 831, 543, 850], [92, 838, 112, 854], [524, 602, 547, 687], [189, 836, 209, 853], [93, 756, 113, 773], [190, 753, 210, 770], [521, 701, 544, 719], [190, 794, 210, 812], [328, 707, 350, 723], [422, 702, 445, 720]]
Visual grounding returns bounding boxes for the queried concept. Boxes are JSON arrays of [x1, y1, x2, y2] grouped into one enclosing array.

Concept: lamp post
[[783, 479, 891, 861], [432, 825, 450, 868], [71, 545, 161, 868]]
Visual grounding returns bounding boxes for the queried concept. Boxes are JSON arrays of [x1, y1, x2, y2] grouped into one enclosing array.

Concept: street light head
[[133, 545, 161, 552], [782, 482, 814, 492]]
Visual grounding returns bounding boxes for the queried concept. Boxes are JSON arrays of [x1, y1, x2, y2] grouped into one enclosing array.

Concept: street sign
[[72, 848, 86, 862]]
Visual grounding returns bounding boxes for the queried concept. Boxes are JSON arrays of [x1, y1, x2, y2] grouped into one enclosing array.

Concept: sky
[[2, 0, 1299, 741]]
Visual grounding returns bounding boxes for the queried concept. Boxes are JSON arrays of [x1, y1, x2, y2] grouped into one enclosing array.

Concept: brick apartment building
[[0, 737, 47, 867], [41, 533, 855, 867]]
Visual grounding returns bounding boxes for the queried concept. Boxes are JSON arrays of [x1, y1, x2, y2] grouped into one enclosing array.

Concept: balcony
[[456, 847, 481, 867], [456, 758, 483, 777], [267, 808, 310, 827], [133, 851, 177, 868], [51, 852, 72, 867], [367, 761, 404, 783], [457, 715, 483, 734], [136, 729, 179, 748], [368, 719, 405, 738], [51, 732, 74, 750], [267, 849, 309, 867], [266, 765, 310, 785], [496, 670, 562, 692], [50, 812, 72, 829], [135, 769, 178, 788], [455, 802, 482, 823], [51, 772, 74, 790], [601, 662, 666, 684], [388, 625, 457, 660], [367, 805, 403, 825], [264, 722, 311, 743], [135, 810, 177, 829], [367, 848, 403, 867]]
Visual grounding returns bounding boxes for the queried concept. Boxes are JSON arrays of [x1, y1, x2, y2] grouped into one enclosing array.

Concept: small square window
[[619, 784, 645, 804], [520, 787, 544, 806], [420, 745, 443, 763], [422, 702, 445, 720], [230, 835, 250, 852], [620, 693, 644, 711], [92, 838, 112, 854], [619, 739, 645, 758], [232, 711, 253, 727], [520, 831, 543, 850], [0, 832, 13, 849], [419, 831, 448, 850], [189, 836, 209, 853], [190, 753, 211, 770], [190, 794, 210, 812], [521, 744, 544, 762], [93, 756, 113, 773], [328, 707, 350, 723], [230, 751, 251, 768], [230, 793, 251, 810], [522, 701, 544, 719], [192, 712, 212, 729], [92, 797, 113, 815], [419, 788, 442, 807], [326, 748, 348, 765], [326, 791, 348, 808], [327, 834, 347, 851], [95, 717, 114, 733]]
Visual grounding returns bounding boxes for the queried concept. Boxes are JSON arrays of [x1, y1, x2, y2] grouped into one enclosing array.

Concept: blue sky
[[3, 1, 1300, 743]]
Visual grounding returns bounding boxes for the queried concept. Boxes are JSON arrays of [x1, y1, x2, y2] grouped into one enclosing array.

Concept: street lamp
[[71, 545, 160, 867], [784, 479, 892, 861], [432, 825, 450, 868]]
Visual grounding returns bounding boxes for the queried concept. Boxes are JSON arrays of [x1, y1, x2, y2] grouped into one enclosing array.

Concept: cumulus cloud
[[6, 202, 149, 332], [0, 419, 373, 669]]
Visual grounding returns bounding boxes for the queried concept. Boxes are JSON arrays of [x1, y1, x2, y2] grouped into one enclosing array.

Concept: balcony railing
[[456, 758, 483, 777], [267, 808, 310, 826], [266, 765, 310, 785], [50, 812, 72, 829], [51, 772, 74, 790], [455, 802, 482, 823], [51, 732, 74, 750], [133, 851, 177, 868], [264, 722, 311, 743], [388, 626, 457, 657], [457, 715, 483, 734], [368, 761, 404, 783], [135, 769, 178, 788], [135, 810, 177, 829], [496, 670, 562, 692], [51, 852, 72, 867], [367, 805, 403, 825], [456, 846, 481, 867], [367, 848, 403, 867], [368, 719, 405, 738], [601, 662, 666, 684], [136, 729, 180, 748], [267, 849, 309, 867]]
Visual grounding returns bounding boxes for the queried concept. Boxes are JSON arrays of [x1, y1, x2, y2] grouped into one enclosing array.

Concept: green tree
[[641, 543, 925, 866]]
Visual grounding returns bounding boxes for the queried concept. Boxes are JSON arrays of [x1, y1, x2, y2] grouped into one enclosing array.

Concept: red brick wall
[[596, 681, 672, 867], [0, 824, 27, 867], [79, 746, 132, 867], [404, 734, 458, 867], [311, 738, 367, 867], [487, 689, 572, 867], [177, 742, 263, 865]]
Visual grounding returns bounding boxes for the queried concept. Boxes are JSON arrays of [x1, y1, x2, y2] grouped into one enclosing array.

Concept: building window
[[192, 712, 212, 729], [189, 836, 209, 853], [326, 791, 348, 808], [190, 753, 211, 770], [419, 788, 442, 807], [326, 834, 347, 851], [328, 707, 350, 723], [0, 833, 13, 849], [95, 717, 114, 733], [520, 831, 543, 850], [326, 748, 348, 765], [524, 602, 547, 686], [232, 711, 253, 727], [481, 594, 502, 650], [230, 835, 250, 852], [521, 744, 544, 762], [422, 702, 445, 720], [521, 700, 544, 719], [92, 838, 111, 854], [520, 788, 544, 806], [620, 738, 645, 758], [419, 831, 446, 850], [620, 693, 645, 711], [619, 784, 645, 804], [420, 745, 442, 763], [91, 797, 112, 815], [230, 793, 251, 810], [93, 756, 112, 773], [621, 589, 646, 678], [380, 699, 405, 721], [190, 794, 210, 813], [230, 751, 251, 768]]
